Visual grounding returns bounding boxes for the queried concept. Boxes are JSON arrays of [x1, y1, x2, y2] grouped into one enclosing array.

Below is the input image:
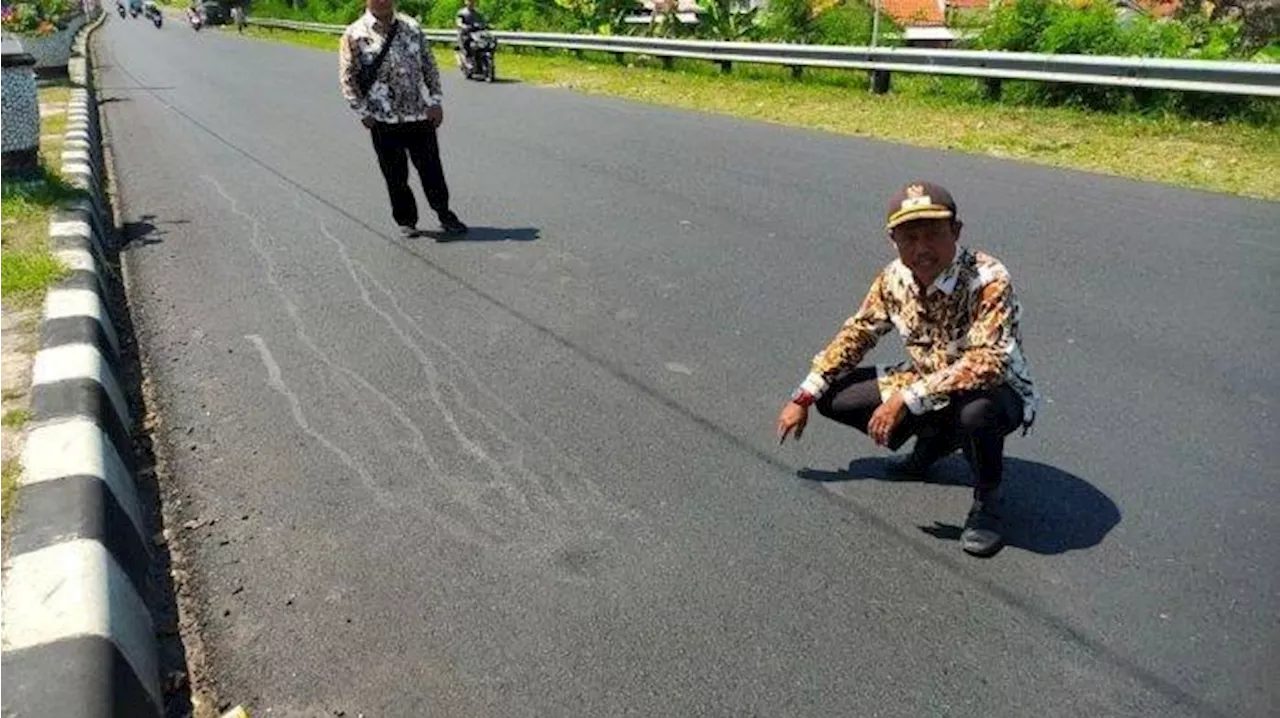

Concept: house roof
[[880, 0, 945, 26], [1137, 0, 1179, 17]]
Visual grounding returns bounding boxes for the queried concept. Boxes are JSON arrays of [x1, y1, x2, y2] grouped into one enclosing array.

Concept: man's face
[[889, 218, 960, 283], [368, 0, 394, 18]]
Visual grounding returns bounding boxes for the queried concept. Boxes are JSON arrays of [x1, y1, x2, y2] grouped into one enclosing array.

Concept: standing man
[[776, 181, 1039, 557], [340, 0, 468, 238]]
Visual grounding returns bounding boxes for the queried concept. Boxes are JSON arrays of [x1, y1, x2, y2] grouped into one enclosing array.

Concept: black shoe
[[438, 212, 468, 235], [960, 499, 1004, 557], [399, 225, 420, 238]]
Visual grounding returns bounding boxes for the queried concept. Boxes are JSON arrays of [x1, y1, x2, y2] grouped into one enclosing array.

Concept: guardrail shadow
[[799, 456, 1120, 556]]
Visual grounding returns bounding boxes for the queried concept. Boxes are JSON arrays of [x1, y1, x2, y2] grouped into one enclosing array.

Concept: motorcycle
[[456, 25, 496, 83], [116, 1, 126, 18], [188, 7, 203, 30], [143, 0, 162, 27], [128, 0, 141, 17]]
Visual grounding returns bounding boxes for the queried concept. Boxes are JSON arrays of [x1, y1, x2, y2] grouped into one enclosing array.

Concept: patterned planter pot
[[13, 13, 88, 75], [1, 36, 40, 179]]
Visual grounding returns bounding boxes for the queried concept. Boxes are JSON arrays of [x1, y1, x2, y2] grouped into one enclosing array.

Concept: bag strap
[[362, 19, 400, 92]]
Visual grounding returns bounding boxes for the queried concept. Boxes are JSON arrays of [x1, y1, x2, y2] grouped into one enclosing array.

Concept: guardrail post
[[870, 69, 890, 94], [614, 52, 625, 64], [983, 78, 1002, 101], [662, 56, 674, 70], [791, 65, 802, 80], [573, 48, 584, 59], [719, 60, 732, 74]]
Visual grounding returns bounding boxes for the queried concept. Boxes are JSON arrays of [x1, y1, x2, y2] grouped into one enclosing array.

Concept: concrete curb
[[1, 10, 165, 718]]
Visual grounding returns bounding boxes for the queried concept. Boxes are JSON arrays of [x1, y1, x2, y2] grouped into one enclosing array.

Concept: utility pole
[[871, 0, 881, 46]]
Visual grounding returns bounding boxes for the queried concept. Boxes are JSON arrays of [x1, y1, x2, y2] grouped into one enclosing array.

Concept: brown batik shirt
[[797, 246, 1040, 427], [339, 11, 443, 123]]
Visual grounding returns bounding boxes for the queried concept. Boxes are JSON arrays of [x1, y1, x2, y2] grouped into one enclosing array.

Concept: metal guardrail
[[248, 17, 1280, 97]]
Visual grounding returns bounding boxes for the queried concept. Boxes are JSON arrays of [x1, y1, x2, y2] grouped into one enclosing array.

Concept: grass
[[1, 409, 32, 429], [0, 82, 79, 528], [238, 24, 1280, 199], [1, 167, 80, 308], [1, 458, 19, 525], [1, 82, 84, 309]]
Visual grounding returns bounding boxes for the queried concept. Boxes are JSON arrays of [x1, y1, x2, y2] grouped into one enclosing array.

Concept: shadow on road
[[96, 84, 177, 91], [421, 225, 540, 243], [799, 456, 1120, 556], [121, 213, 188, 248]]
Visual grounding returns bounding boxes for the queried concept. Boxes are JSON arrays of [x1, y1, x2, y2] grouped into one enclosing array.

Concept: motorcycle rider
[[455, 0, 487, 70]]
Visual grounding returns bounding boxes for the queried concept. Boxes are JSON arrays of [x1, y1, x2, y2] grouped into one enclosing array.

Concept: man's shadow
[[799, 456, 1120, 556], [419, 226, 540, 243]]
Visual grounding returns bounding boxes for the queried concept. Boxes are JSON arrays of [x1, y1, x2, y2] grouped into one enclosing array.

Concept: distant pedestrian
[[339, 0, 468, 238]]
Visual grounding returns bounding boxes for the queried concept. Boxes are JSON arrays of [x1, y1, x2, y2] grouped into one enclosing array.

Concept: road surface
[[95, 15, 1278, 717]]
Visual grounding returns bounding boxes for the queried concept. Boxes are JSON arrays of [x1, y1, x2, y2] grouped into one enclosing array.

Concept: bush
[[758, 0, 813, 41], [758, 0, 890, 44], [1, 0, 80, 35], [976, 0, 1268, 118], [811, 1, 877, 44], [424, 0, 459, 26]]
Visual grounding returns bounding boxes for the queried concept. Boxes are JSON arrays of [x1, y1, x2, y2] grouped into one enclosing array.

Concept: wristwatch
[[790, 388, 815, 407]]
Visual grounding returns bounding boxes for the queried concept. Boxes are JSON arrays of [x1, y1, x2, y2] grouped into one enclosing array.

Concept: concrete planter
[[1, 36, 40, 178], [11, 13, 89, 75]]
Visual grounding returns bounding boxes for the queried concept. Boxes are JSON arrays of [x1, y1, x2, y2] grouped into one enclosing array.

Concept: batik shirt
[[797, 246, 1039, 427], [339, 12, 442, 123]]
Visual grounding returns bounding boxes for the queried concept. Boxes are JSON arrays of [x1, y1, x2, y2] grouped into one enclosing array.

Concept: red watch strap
[[791, 389, 815, 407]]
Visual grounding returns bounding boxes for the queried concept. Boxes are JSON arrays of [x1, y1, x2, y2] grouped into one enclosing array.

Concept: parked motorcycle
[[456, 25, 496, 82]]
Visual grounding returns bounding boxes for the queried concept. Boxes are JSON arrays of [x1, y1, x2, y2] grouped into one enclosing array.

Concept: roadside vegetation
[[238, 16, 1280, 198]]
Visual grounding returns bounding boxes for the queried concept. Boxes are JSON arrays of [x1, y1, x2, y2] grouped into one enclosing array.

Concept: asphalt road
[[95, 14, 1278, 718]]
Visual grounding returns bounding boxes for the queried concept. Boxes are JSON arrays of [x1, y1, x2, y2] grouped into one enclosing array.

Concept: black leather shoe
[[439, 212, 468, 235], [960, 499, 1004, 557]]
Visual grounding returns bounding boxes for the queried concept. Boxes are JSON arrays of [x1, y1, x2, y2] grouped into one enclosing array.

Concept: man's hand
[[361, 116, 377, 129], [868, 391, 908, 447], [427, 104, 443, 129], [777, 402, 809, 445]]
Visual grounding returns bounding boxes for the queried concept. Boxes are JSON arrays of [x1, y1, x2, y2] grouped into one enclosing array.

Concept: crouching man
[[777, 181, 1039, 557]]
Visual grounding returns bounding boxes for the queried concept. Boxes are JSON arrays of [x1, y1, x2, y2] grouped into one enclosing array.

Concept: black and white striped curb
[[1, 11, 164, 718]]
